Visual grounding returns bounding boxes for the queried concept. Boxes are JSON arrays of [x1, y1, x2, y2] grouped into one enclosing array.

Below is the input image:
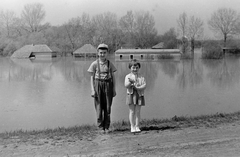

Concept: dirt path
[[1, 121, 240, 157]]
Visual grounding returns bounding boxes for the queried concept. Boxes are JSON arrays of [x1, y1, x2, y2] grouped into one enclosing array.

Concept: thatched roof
[[152, 42, 164, 49], [11, 44, 52, 58], [73, 44, 97, 54]]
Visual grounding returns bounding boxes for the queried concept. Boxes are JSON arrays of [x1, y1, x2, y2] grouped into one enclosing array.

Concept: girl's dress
[[125, 73, 146, 106]]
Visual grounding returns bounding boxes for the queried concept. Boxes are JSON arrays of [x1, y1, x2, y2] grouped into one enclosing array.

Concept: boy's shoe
[[135, 126, 141, 132], [131, 126, 136, 133], [105, 129, 110, 133], [97, 128, 105, 134]]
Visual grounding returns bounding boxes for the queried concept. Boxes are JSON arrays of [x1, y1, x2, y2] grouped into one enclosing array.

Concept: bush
[[202, 40, 223, 59], [3, 42, 17, 56], [157, 54, 174, 59], [181, 53, 192, 59]]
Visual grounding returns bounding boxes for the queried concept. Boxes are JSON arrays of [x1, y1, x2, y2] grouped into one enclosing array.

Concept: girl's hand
[[128, 78, 135, 84]]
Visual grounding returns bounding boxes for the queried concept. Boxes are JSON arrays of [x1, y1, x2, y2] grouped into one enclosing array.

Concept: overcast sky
[[0, 0, 240, 38]]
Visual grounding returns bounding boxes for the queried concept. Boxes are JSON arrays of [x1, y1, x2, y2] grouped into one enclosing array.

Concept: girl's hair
[[128, 59, 141, 69]]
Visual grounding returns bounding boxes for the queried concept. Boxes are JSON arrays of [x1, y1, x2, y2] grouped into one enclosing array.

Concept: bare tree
[[177, 12, 188, 38], [119, 10, 157, 48], [119, 11, 135, 47], [134, 11, 157, 48], [0, 10, 16, 37], [64, 24, 75, 52], [162, 28, 178, 49], [177, 12, 188, 54], [21, 3, 46, 33], [119, 11, 135, 33], [188, 16, 204, 57], [208, 8, 240, 47], [11, 17, 24, 36], [67, 13, 95, 46], [92, 12, 119, 51]]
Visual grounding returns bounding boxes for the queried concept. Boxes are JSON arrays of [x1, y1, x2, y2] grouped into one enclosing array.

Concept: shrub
[[202, 40, 223, 59], [157, 54, 174, 59], [3, 42, 17, 56], [181, 52, 192, 59]]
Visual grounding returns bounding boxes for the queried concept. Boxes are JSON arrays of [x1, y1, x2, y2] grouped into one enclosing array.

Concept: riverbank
[[1, 111, 240, 156]]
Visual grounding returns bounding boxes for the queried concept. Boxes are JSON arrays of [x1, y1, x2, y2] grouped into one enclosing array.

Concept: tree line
[[0, 3, 239, 56]]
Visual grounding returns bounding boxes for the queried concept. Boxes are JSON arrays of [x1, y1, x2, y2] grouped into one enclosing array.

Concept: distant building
[[73, 44, 97, 58], [152, 42, 164, 49], [115, 48, 181, 60], [49, 46, 62, 57], [11, 44, 53, 59]]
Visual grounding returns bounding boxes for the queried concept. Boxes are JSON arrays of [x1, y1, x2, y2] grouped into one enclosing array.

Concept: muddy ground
[[1, 120, 240, 157]]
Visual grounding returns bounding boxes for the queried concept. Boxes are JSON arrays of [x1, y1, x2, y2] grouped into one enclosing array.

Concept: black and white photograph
[[1, 0, 240, 156]]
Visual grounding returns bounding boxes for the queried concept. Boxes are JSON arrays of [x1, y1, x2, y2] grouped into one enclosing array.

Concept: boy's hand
[[91, 90, 96, 97], [113, 89, 116, 97]]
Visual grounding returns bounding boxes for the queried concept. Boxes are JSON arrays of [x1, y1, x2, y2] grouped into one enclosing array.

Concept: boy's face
[[130, 65, 139, 74], [98, 49, 108, 60]]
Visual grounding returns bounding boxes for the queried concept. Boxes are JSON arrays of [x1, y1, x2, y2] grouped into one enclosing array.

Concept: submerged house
[[73, 44, 97, 57], [152, 42, 164, 49], [11, 44, 53, 59], [115, 48, 181, 60]]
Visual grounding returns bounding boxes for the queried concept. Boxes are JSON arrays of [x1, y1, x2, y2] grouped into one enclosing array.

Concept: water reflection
[[1, 56, 240, 133], [160, 60, 179, 79], [9, 58, 54, 81], [177, 59, 203, 89], [202, 57, 240, 89]]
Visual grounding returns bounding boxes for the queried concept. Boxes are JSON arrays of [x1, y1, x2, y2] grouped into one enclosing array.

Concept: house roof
[[49, 46, 62, 52], [152, 42, 164, 49], [11, 44, 52, 58], [115, 49, 180, 54], [73, 44, 97, 54]]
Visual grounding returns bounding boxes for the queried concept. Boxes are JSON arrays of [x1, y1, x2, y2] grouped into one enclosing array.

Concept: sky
[[0, 0, 240, 38]]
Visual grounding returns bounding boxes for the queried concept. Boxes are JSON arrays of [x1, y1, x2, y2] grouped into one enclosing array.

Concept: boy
[[87, 43, 117, 133]]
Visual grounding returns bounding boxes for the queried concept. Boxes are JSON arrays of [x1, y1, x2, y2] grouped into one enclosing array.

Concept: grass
[[1, 111, 240, 141]]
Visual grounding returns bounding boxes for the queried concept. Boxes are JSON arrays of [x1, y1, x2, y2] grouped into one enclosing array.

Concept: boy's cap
[[97, 43, 108, 50]]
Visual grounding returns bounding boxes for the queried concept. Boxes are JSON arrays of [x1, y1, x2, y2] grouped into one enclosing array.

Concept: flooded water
[[1, 51, 240, 133]]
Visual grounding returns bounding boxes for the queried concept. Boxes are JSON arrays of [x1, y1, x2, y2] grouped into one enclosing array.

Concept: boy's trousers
[[94, 79, 113, 130]]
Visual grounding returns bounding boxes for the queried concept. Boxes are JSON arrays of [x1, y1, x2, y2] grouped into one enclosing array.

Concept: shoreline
[[1, 111, 240, 140], [2, 111, 240, 156]]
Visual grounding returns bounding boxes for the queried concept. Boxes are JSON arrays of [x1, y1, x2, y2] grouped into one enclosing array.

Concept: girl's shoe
[[135, 126, 141, 132], [131, 126, 136, 133]]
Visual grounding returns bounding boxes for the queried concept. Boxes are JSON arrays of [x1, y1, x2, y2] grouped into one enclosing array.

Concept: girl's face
[[98, 49, 108, 61], [130, 65, 140, 74]]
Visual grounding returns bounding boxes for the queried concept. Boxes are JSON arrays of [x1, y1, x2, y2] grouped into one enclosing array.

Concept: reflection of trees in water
[[202, 57, 240, 89], [0, 58, 12, 81], [159, 60, 179, 78], [51, 57, 93, 83], [177, 59, 203, 89], [2, 58, 55, 105], [9, 59, 53, 81]]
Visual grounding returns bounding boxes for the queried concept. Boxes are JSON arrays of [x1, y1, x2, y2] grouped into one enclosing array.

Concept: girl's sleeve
[[124, 74, 131, 88], [137, 76, 146, 90]]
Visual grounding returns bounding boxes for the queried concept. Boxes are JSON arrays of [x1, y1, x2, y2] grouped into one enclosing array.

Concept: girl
[[124, 59, 146, 133]]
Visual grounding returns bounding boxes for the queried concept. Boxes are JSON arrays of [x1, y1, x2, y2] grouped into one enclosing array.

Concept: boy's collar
[[98, 58, 107, 64]]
